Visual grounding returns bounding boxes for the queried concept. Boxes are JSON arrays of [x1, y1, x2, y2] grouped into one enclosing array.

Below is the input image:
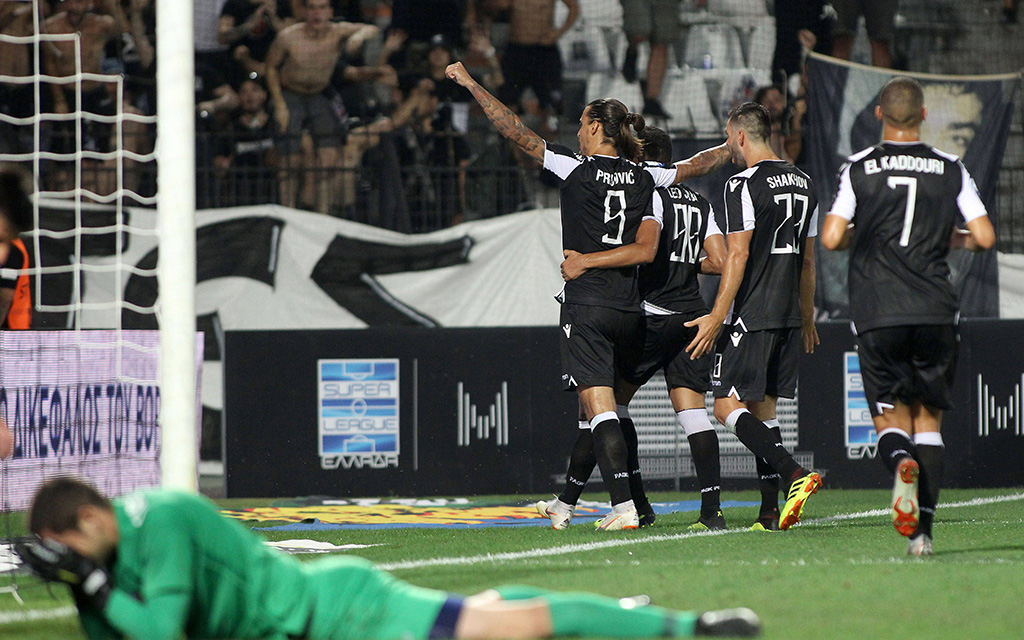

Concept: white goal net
[[0, 0, 198, 511]]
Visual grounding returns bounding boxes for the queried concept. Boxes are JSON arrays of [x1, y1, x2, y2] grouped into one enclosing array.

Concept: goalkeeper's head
[[29, 476, 120, 564]]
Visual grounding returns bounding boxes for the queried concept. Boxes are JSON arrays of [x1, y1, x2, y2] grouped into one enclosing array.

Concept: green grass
[[3, 488, 1023, 639]]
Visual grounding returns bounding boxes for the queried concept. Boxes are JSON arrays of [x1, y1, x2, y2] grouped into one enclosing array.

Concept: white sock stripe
[[677, 408, 715, 436], [914, 432, 944, 446], [616, 405, 631, 420], [590, 411, 618, 430], [723, 408, 749, 432], [877, 428, 912, 442]]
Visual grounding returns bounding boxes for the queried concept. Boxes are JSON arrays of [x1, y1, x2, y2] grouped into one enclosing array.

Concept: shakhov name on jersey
[[864, 155, 945, 175], [765, 173, 809, 189]]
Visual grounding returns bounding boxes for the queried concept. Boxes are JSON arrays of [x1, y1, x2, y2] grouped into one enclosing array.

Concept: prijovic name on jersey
[[544, 143, 673, 311], [829, 141, 988, 333], [639, 179, 721, 316], [724, 159, 819, 331]]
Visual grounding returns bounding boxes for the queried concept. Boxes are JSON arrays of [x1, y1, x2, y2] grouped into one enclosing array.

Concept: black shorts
[[559, 303, 643, 390], [711, 326, 800, 402], [497, 43, 563, 113], [624, 314, 711, 392], [855, 324, 958, 416]]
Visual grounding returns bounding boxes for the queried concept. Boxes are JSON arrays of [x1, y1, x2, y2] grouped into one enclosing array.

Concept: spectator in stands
[[0, 2, 41, 159], [43, 0, 128, 197], [492, 0, 578, 135], [0, 165, 34, 331], [195, 0, 234, 72], [620, 0, 677, 119], [0, 233, 31, 330], [219, 0, 296, 84], [265, 0, 381, 213], [830, 0, 895, 68], [388, 0, 469, 72], [1005, 0, 1019, 23], [770, 0, 834, 89], [753, 84, 805, 163], [397, 80, 473, 229], [213, 77, 278, 206], [195, 61, 239, 208]]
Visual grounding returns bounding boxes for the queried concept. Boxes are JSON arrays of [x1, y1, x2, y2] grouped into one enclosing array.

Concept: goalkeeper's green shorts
[[305, 556, 456, 640]]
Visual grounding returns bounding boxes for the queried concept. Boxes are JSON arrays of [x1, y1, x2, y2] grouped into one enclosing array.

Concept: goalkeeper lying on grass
[[18, 477, 760, 639]]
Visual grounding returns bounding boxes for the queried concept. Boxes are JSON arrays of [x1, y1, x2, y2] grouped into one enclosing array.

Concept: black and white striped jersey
[[723, 159, 819, 331], [829, 141, 988, 333], [544, 142, 669, 311], [639, 173, 721, 316]]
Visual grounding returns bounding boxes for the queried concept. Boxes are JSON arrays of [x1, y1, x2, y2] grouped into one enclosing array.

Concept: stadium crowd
[[0, 0, 912, 232]]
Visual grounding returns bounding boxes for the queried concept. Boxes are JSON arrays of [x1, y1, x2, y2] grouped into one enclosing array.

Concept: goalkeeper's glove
[[15, 536, 113, 609]]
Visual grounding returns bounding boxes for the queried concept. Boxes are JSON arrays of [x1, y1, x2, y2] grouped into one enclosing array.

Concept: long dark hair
[[586, 98, 645, 163]]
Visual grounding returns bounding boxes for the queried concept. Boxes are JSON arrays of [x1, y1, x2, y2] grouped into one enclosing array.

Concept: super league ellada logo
[[318, 359, 400, 470]]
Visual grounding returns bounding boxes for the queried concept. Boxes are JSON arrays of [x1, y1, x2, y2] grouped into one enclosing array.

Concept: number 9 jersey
[[544, 142, 670, 311], [723, 159, 819, 331]]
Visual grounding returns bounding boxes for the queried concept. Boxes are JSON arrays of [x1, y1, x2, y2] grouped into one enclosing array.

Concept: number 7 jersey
[[829, 141, 988, 333], [723, 159, 819, 331]]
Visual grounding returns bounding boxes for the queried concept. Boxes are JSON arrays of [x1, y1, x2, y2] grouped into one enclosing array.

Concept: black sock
[[876, 431, 918, 475], [592, 418, 633, 505], [915, 444, 944, 538], [619, 418, 650, 510], [558, 428, 597, 506], [687, 430, 721, 516], [734, 412, 803, 481]]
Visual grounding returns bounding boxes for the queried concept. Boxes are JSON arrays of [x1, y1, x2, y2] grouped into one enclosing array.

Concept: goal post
[[156, 1, 198, 491]]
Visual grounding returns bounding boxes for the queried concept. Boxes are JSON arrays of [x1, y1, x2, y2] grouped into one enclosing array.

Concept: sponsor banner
[[804, 54, 1020, 320], [799, 321, 1024, 488], [224, 327, 579, 498], [843, 352, 876, 459], [0, 331, 204, 511], [318, 359, 400, 470]]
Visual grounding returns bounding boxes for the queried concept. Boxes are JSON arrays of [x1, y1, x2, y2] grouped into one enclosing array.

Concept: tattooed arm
[[446, 61, 546, 164], [671, 143, 731, 184]]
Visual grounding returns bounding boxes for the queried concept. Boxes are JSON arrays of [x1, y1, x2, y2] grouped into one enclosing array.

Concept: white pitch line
[[380, 492, 1024, 572], [0, 605, 76, 625], [802, 492, 1024, 524]]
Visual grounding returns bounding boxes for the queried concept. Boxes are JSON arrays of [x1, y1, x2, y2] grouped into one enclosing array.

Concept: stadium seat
[[659, 70, 720, 136], [736, 17, 776, 72], [585, 73, 645, 114], [705, 0, 770, 17], [681, 23, 746, 70]]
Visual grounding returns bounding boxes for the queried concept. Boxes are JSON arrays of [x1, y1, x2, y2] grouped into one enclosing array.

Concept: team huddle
[[12, 72, 994, 640], [445, 63, 994, 561]]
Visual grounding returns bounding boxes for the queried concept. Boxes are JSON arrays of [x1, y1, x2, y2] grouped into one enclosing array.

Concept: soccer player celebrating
[[545, 126, 730, 531], [17, 477, 762, 638], [685, 103, 822, 531], [821, 77, 995, 555], [445, 61, 729, 530]]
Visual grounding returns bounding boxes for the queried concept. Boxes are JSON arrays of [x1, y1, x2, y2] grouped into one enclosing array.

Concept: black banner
[[798, 321, 1024, 488], [223, 328, 578, 497], [804, 54, 1019, 320]]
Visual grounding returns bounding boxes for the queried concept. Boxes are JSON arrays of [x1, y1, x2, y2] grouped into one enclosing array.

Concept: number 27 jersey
[[544, 142, 668, 311], [724, 159, 818, 331]]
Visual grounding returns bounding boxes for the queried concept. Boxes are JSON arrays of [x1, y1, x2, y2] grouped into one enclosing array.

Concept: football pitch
[[2, 488, 1022, 639]]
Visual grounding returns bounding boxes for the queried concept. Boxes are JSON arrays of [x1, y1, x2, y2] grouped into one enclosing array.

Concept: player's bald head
[[879, 77, 925, 128]]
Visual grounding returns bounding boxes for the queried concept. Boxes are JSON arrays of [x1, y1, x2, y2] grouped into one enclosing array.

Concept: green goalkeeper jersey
[[79, 490, 317, 640]]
